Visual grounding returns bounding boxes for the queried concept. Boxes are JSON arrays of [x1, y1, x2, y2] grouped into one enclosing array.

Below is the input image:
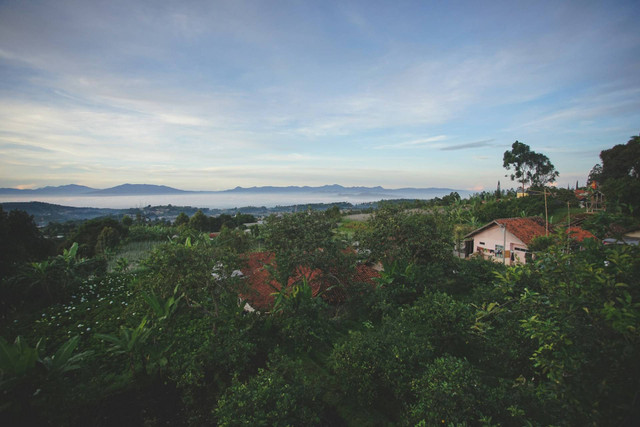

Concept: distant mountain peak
[[89, 184, 189, 195], [1, 183, 469, 198]]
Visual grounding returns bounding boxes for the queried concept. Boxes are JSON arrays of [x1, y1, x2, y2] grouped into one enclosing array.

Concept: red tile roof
[[494, 217, 548, 245], [566, 226, 597, 242], [240, 252, 380, 311], [466, 217, 596, 246]]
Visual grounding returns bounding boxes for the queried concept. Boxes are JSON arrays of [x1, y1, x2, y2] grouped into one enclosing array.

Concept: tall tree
[[174, 212, 189, 227], [0, 207, 53, 281], [588, 163, 603, 187], [598, 135, 640, 214], [503, 141, 559, 194], [262, 211, 351, 289], [189, 210, 209, 231]]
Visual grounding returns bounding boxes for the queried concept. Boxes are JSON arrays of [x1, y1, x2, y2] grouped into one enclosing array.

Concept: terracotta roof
[[240, 252, 380, 311], [494, 217, 548, 245], [566, 226, 597, 242], [465, 217, 596, 246], [574, 189, 590, 199]]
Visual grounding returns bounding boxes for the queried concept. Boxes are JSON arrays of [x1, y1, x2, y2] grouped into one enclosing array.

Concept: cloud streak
[[440, 139, 495, 151], [374, 135, 448, 150]]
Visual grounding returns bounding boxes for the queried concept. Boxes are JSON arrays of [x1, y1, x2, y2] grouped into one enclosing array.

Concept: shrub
[[407, 356, 485, 426], [214, 356, 325, 426]]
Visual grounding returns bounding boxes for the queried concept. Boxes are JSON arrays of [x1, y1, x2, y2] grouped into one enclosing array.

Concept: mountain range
[[0, 183, 467, 198]]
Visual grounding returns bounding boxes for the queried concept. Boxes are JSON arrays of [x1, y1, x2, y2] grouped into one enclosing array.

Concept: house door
[[465, 240, 474, 258]]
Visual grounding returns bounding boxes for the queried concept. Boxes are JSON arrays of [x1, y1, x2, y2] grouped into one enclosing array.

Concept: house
[[603, 229, 640, 246], [464, 217, 544, 265], [463, 217, 596, 265], [239, 251, 380, 311]]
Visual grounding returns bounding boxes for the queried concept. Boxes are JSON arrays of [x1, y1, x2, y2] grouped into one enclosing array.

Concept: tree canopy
[[598, 135, 640, 214], [503, 141, 559, 192]]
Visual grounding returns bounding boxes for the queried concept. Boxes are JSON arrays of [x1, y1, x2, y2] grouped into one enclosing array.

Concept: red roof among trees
[[466, 217, 596, 246], [566, 226, 597, 242], [240, 251, 380, 311], [494, 217, 548, 245]]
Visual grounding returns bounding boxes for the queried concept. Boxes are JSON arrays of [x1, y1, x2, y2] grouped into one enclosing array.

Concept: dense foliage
[[1, 192, 639, 426], [595, 134, 640, 215], [0, 206, 53, 282], [503, 140, 559, 193]]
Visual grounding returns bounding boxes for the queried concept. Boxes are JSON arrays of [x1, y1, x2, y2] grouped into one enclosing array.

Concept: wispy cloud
[[440, 139, 495, 151], [262, 153, 314, 162], [0, 142, 54, 152], [374, 135, 448, 150]]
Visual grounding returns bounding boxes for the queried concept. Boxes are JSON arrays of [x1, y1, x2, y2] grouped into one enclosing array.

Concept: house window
[[479, 241, 485, 245], [495, 244, 504, 259]]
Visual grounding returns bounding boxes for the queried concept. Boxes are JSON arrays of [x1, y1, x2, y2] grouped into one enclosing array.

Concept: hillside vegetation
[[1, 188, 640, 426], [2, 136, 640, 425]]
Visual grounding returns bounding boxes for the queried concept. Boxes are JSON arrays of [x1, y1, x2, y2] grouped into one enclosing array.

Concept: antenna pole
[[544, 189, 549, 236]]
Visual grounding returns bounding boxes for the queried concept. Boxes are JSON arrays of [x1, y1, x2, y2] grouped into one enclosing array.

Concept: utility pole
[[544, 189, 549, 237], [501, 223, 507, 265], [567, 201, 571, 252]]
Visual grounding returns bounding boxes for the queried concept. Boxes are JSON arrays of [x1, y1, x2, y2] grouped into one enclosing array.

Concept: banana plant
[[61, 242, 79, 264], [271, 276, 320, 314], [142, 284, 183, 321], [0, 336, 40, 381], [39, 335, 93, 376], [1, 334, 92, 410], [95, 317, 151, 374]]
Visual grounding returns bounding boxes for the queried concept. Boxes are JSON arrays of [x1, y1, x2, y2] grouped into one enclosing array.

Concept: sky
[[1, 0, 639, 192]]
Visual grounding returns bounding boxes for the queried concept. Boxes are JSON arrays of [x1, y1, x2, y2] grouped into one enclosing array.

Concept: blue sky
[[1, 0, 639, 191]]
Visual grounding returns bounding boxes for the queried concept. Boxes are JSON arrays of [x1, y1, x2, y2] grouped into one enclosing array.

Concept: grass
[[106, 240, 164, 273], [3, 273, 139, 349], [549, 207, 587, 226], [336, 218, 369, 240]]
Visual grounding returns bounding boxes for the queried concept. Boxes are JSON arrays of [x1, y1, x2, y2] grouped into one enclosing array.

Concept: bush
[[1, 243, 105, 313], [0, 207, 53, 282], [407, 356, 485, 426], [214, 356, 325, 426]]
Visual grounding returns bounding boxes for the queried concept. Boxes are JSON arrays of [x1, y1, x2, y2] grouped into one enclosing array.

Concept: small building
[[464, 217, 545, 265], [239, 251, 380, 312], [464, 217, 596, 265]]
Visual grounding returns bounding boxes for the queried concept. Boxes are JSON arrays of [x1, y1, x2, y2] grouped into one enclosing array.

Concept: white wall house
[[463, 217, 548, 265]]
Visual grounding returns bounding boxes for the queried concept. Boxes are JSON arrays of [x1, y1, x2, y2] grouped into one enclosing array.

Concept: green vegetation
[[591, 134, 640, 216], [503, 140, 559, 194], [1, 138, 640, 425]]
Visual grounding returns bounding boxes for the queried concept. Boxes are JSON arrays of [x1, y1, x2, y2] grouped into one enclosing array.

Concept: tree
[[95, 226, 120, 255], [598, 135, 640, 214], [141, 242, 244, 326], [588, 163, 603, 187], [215, 357, 325, 425], [189, 210, 210, 231], [262, 211, 352, 290], [503, 141, 559, 194], [0, 207, 53, 281], [357, 206, 453, 267], [66, 217, 126, 258], [174, 212, 189, 227], [121, 215, 133, 227]]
